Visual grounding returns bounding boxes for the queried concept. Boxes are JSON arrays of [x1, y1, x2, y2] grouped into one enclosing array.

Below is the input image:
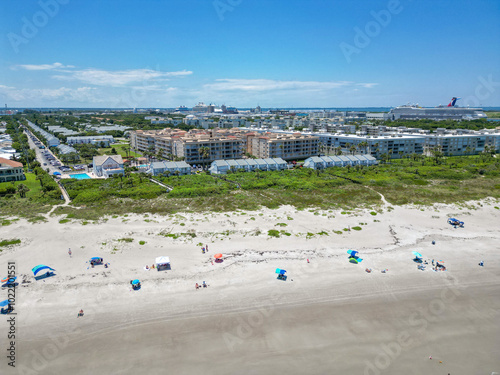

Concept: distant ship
[[175, 105, 189, 112], [389, 97, 486, 120]]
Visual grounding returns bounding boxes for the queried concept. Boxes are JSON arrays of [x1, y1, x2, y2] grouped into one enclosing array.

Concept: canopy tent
[[0, 299, 10, 307], [155, 256, 170, 271], [214, 253, 223, 259], [347, 250, 358, 257], [32, 265, 55, 276], [155, 256, 170, 266], [349, 258, 359, 264]]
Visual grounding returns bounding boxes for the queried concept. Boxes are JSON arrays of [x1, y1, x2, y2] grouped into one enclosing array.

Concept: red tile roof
[[0, 157, 23, 168]]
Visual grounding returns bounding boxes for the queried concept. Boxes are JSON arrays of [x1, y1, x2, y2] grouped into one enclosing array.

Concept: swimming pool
[[69, 173, 91, 179]]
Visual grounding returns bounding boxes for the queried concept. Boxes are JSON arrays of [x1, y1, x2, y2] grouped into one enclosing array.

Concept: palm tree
[[198, 146, 210, 170], [17, 183, 29, 198], [349, 145, 357, 155], [318, 143, 327, 156], [465, 146, 472, 156], [36, 174, 44, 187], [138, 172, 148, 183]]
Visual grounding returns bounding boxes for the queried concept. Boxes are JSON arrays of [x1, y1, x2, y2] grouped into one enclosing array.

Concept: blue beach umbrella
[[412, 251, 423, 258], [132, 279, 140, 285], [0, 299, 10, 307], [32, 265, 55, 276]]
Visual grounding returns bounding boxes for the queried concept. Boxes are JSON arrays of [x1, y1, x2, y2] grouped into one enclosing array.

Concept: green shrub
[[0, 239, 21, 247], [117, 238, 134, 243], [268, 229, 280, 238]]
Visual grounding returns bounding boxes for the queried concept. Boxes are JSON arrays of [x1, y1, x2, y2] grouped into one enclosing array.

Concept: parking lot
[[24, 129, 90, 176]]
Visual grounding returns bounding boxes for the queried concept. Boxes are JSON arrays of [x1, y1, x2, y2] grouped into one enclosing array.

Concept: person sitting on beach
[[195, 283, 199, 290], [145, 265, 149, 270], [78, 309, 84, 317], [104, 263, 108, 268]]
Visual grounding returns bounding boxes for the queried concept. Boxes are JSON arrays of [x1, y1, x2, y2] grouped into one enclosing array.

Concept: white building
[[209, 158, 287, 175], [148, 161, 191, 176], [93, 155, 124, 177], [303, 155, 378, 169]]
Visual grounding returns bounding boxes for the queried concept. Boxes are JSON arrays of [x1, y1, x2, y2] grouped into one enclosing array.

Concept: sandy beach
[[0, 201, 499, 375]]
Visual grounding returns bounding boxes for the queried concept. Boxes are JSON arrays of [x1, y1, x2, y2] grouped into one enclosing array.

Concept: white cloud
[[204, 79, 353, 92], [13, 62, 75, 71], [52, 68, 193, 86], [356, 83, 379, 88], [0, 85, 97, 103]]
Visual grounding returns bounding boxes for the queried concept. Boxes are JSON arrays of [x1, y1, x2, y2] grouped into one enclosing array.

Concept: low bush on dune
[[0, 239, 21, 247]]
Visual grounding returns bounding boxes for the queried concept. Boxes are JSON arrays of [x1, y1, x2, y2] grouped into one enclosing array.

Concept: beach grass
[[2, 155, 500, 219]]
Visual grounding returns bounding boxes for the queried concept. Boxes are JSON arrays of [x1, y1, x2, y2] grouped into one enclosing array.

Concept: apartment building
[[174, 136, 245, 164], [316, 133, 426, 159], [248, 133, 319, 160], [423, 134, 487, 156], [66, 135, 115, 146]]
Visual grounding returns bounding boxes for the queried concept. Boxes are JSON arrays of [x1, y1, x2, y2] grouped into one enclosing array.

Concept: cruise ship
[[389, 97, 487, 121], [175, 105, 189, 112]]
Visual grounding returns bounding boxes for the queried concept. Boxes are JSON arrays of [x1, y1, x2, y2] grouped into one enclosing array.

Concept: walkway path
[[364, 186, 391, 206], [149, 178, 173, 192]]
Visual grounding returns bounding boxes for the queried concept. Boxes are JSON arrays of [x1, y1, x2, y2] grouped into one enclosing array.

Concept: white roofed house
[[148, 161, 191, 176], [93, 155, 124, 177], [303, 155, 378, 170], [209, 158, 287, 175]]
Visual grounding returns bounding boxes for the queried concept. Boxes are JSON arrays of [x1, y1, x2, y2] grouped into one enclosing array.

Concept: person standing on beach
[[68, 248, 72, 257], [206, 244, 209, 252]]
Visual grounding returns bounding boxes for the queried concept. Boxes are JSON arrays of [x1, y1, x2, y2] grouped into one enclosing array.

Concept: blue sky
[[1, 0, 499, 108]]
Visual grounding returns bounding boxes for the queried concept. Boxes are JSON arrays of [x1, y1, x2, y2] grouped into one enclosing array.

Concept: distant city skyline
[[1, 0, 499, 108]]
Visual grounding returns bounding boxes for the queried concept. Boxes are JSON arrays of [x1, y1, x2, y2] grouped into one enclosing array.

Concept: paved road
[[24, 128, 63, 175]]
